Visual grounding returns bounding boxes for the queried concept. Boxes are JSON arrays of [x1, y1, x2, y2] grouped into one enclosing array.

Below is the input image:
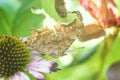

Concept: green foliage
[[0, 0, 78, 37], [1, 0, 120, 80], [39, 0, 76, 22], [45, 35, 120, 80], [0, 0, 45, 37], [11, 0, 45, 36], [0, 0, 17, 35]]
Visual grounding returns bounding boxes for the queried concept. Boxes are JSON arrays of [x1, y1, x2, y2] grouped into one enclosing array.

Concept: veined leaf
[[11, 0, 45, 37], [0, 0, 19, 36]]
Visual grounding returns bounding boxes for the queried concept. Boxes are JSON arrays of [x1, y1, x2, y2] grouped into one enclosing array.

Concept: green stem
[[97, 27, 119, 80]]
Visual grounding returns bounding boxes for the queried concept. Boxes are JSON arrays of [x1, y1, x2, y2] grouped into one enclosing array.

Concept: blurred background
[[0, 0, 120, 80]]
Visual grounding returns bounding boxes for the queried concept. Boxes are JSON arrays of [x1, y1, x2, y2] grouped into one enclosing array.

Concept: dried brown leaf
[[78, 24, 106, 41]]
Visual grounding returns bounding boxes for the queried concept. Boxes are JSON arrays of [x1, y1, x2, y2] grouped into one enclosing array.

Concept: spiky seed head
[[0, 35, 30, 78]]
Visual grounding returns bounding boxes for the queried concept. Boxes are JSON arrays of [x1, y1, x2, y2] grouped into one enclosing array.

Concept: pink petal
[[28, 59, 54, 73], [15, 72, 30, 80], [0, 77, 4, 80], [9, 75, 17, 80], [28, 70, 44, 80], [31, 50, 42, 60]]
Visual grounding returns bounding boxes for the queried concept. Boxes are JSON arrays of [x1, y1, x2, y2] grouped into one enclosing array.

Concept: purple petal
[[9, 75, 17, 80], [17, 72, 30, 80], [28, 70, 44, 80], [14, 72, 30, 80], [0, 77, 4, 80], [9, 73, 23, 80], [28, 59, 55, 73], [30, 50, 42, 60]]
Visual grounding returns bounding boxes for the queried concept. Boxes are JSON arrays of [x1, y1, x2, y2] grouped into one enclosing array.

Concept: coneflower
[[0, 35, 58, 80]]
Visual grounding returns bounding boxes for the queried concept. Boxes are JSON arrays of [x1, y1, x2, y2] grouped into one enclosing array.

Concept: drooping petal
[[78, 0, 117, 28], [28, 70, 44, 80], [97, 0, 108, 24], [9, 74, 19, 80], [28, 59, 55, 73], [30, 50, 42, 61], [16, 72, 30, 80], [28, 50, 58, 73], [78, 0, 99, 21], [26, 50, 58, 80], [107, 0, 118, 14]]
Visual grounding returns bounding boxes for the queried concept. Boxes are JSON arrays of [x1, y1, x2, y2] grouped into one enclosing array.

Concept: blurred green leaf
[[11, 9, 45, 36], [0, 8, 10, 35], [96, 35, 120, 80], [11, 0, 45, 36], [0, 0, 45, 37], [0, 0, 19, 36], [39, 0, 78, 22], [106, 36, 120, 63], [45, 48, 100, 80]]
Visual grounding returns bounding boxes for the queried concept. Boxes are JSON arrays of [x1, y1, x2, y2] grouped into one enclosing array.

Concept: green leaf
[[97, 35, 120, 80], [39, 0, 77, 22], [0, 0, 19, 36], [0, 9, 10, 36], [105, 36, 120, 65], [46, 50, 100, 80], [11, 0, 45, 37], [11, 10, 45, 37]]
